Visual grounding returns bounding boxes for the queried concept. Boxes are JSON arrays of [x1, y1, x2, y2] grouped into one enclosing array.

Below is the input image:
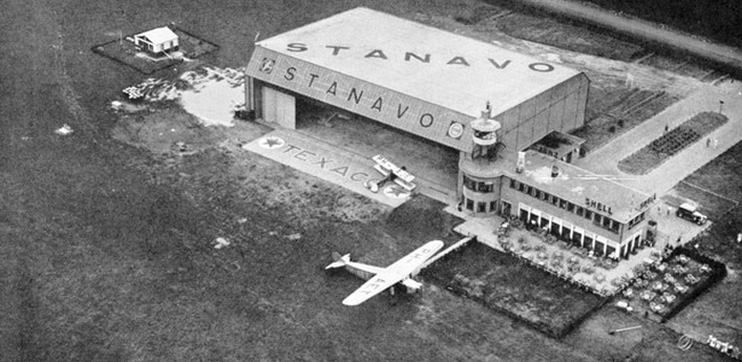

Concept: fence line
[[420, 236, 474, 270], [679, 180, 740, 206]]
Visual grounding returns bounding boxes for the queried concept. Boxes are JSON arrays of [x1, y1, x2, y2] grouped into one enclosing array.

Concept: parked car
[[676, 203, 708, 225]]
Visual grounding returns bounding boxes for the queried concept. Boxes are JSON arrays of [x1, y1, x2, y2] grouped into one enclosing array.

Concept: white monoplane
[[326, 240, 444, 306]]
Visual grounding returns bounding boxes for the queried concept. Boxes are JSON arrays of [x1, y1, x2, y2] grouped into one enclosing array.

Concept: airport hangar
[[244, 7, 655, 260]]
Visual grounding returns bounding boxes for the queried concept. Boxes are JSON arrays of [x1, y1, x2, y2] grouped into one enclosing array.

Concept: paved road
[[516, 0, 742, 71], [575, 82, 742, 196]]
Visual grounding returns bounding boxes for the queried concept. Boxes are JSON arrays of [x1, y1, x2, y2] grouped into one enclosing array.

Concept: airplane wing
[[342, 240, 444, 306], [345, 261, 385, 275], [341, 271, 402, 306]]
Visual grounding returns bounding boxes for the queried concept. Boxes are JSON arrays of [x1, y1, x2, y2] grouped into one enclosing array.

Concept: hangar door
[[261, 86, 295, 129]]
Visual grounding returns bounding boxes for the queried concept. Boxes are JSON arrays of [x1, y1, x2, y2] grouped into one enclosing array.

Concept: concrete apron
[[242, 129, 417, 208]]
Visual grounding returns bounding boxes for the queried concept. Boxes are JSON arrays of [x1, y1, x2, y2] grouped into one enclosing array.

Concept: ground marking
[[258, 136, 286, 149], [383, 185, 411, 199], [679, 180, 740, 206]]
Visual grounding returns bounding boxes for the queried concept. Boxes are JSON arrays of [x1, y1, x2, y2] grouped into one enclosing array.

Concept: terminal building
[[244, 7, 655, 260]]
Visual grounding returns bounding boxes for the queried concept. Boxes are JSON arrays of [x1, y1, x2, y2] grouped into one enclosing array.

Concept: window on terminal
[[584, 210, 593, 220], [584, 235, 594, 248], [567, 202, 575, 212], [480, 182, 494, 193], [602, 216, 611, 228], [463, 175, 476, 191]]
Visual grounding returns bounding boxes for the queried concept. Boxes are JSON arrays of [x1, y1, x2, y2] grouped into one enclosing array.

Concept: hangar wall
[[246, 46, 477, 152], [261, 85, 296, 129], [495, 74, 589, 153], [247, 47, 589, 157]]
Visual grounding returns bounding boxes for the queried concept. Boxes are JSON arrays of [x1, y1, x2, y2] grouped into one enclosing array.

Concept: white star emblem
[[258, 136, 285, 149], [383, 185, 410, 199]]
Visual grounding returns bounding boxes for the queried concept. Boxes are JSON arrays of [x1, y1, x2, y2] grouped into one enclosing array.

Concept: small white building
[[134, 27, 179, 54]]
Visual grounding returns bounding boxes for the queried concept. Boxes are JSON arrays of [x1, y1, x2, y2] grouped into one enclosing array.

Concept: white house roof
[[136, 27, 178, 45], [255, 7, 582, 118]]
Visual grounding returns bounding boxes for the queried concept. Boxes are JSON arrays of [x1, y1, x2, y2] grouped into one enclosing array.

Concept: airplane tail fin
[[325, 252, 351, 269]]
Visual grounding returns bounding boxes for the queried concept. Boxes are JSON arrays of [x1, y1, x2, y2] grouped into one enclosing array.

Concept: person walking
[[706, 138, 711, 148]]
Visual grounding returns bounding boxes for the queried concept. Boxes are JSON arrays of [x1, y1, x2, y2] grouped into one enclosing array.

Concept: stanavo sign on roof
[[252, 7, 582, 119]]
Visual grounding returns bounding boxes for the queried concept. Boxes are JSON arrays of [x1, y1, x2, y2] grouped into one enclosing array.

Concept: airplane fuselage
[[325, 240, 444, 305], [334, 260, 423, 294]]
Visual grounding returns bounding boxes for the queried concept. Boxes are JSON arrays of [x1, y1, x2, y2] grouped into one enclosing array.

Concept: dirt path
[[514, 0, 742, 71], [422, 8, 707, 98]]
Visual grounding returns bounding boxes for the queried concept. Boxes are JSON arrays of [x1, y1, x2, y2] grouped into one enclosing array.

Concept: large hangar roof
[[255, 7, 582, 118]]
